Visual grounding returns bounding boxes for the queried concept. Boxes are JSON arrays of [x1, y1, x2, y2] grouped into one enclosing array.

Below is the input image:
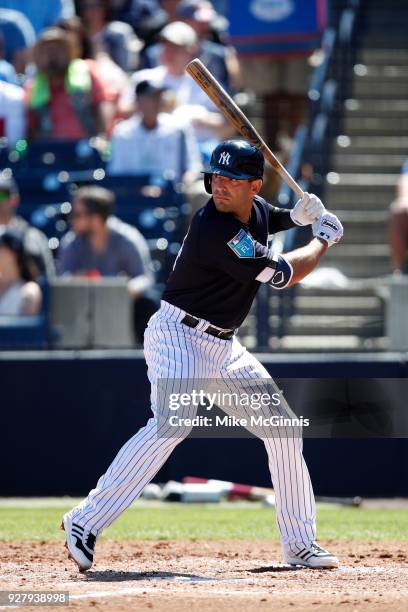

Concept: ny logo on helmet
[[218, 151, 231, 165]]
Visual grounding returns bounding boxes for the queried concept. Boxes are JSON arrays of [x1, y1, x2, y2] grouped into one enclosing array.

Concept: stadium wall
[[1, 351, 407, 497]]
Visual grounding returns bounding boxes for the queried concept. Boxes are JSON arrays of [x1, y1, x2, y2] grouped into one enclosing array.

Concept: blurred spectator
[[75, 0, 143, 71], [160, 0, 183, 22], [0, 32, 18, 84], [0, 80, 25, 146], [125, 0, 187, 46], [102, 21, 143, 73], [75, 0, 110, 43], [57, 16, 94, 60], [109, 79, 201, 181], [125, 21, 202, 108], [0, 8, 36, 73], [26, 27, 114, 141], [109, 79, 206, 212], [179, 0, 230, 45], [143, 1, 240, 90], [0, 175, 55, 280], [108, 0, 163, 43], [57, 17, 129, 126], [57, 185, 157, 341], [177, 0, 239, 88], [0, 229, 42, 316], [122, 21, 229, 153], [0, 0, 74, 36], [109, 0, 159, 23], [389, 160, 408, 274]]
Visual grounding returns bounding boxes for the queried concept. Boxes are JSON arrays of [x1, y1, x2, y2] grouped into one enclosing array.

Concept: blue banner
[[227, 0, 327, 56]]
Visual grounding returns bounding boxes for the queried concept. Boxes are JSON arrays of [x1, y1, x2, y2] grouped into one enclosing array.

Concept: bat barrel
[[186, 58, 304, 198]]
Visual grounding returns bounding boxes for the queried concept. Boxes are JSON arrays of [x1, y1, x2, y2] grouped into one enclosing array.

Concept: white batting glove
[[290, 192, 326, 226], [312, 212, 344, 247]]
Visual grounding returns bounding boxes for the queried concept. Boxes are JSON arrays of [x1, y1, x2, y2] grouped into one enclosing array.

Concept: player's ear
[[250, 179, 263, 195]]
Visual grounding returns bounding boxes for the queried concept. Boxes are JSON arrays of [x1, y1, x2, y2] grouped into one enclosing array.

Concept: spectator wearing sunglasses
[[57, 185, 157, 343]]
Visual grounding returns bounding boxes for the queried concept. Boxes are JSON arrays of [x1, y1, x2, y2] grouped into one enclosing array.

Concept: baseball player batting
[[62, 139, 343, 571]]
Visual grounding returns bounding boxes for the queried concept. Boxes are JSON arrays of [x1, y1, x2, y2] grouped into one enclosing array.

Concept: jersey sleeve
[[268, 204, 297, 233], [201, 221, 277, 283]]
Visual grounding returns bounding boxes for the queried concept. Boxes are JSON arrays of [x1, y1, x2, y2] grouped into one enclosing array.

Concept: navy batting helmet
[[204, 140, 264, 194]]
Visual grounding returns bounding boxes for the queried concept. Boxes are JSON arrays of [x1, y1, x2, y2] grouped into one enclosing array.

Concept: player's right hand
[[290, 192, 326, 226], [312, 212, 343, 247]]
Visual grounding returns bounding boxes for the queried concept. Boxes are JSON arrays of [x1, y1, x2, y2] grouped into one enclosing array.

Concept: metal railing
[[256, 0, 363, 350]]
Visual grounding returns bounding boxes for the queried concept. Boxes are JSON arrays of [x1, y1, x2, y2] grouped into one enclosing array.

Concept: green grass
[[0, 501, 407, 542]]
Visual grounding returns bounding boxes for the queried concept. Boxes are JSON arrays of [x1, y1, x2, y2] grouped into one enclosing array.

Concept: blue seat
[[96, 174, 151, 190], [0, 315, 49, 349], [148, 239, 183, 285], [28, 176, 190, 284], [95, 175, 184, 207], [30, 202, 71, 242], [0, 143, 23, 173], [17, 139, 106, 172], [17, 171, 75, 206], [118, 202, 187, 238], [16, 169, 98, 219], [94, 175, 189, 248], [0, 279, 53, 350]]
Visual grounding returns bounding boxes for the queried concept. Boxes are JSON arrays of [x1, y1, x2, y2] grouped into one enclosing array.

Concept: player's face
[[212, 175, 262, 220]]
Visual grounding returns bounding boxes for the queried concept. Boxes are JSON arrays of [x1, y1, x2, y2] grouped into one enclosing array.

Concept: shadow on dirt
[[85, 570, 217, 582], [247, 565, 300, 573]]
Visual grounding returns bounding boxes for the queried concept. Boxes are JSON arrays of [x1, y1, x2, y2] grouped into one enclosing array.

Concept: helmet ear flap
[[204, 173, 212, 194]]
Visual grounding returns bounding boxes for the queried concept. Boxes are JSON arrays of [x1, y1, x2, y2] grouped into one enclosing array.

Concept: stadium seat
[[0, 280, 51, 349], [0, 142, 23, 174], [26, 173, 190, 284], [16, 139, 106, 172], [0, 315, 49, 349], [16, 169, 102, 219], [30, 202, 72, 244], [94, 174, 184, 207]]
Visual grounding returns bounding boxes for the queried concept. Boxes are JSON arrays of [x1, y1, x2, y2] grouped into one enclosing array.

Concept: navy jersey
[[162, 195, 296, 329]]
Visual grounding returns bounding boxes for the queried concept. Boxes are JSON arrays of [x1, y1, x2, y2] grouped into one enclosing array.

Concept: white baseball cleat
[[61, 513, 96, 572], [284, 543, 339, 569]]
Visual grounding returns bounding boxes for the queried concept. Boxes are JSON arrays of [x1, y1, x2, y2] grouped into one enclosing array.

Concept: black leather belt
[[181, 313, 235, 340]]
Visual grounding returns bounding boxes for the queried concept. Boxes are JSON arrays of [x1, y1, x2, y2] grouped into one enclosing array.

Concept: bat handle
[[261, 147, 304, 198]]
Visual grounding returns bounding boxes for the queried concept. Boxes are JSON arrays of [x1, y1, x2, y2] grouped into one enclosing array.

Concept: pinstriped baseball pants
[[70, 301, 316, 556]]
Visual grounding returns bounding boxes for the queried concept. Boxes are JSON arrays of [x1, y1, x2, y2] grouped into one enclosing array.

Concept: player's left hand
[[312, 211, 343, 247], [290, 192, 326, 226]]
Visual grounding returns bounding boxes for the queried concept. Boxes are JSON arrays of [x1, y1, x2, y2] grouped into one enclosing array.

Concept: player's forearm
[[283, 238, 328, 287]]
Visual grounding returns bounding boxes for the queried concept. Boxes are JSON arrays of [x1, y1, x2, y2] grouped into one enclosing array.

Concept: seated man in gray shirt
[[57, 185, 157, 342]]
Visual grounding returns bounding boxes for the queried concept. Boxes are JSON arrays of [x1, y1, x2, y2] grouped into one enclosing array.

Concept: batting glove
[[290, 192, 326, 226], [312, 212, 344, 247]]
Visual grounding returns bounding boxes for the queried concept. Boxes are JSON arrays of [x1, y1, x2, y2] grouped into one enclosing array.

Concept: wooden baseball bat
[[186, 58, 304, 197], [183, 477, 362, 507]]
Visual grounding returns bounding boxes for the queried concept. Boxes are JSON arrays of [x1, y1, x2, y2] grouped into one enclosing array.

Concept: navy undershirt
[[163, 195, 296, 329]]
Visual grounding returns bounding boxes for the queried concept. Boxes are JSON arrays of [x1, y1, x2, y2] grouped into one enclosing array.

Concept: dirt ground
[[1, 540, 408, 611]]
